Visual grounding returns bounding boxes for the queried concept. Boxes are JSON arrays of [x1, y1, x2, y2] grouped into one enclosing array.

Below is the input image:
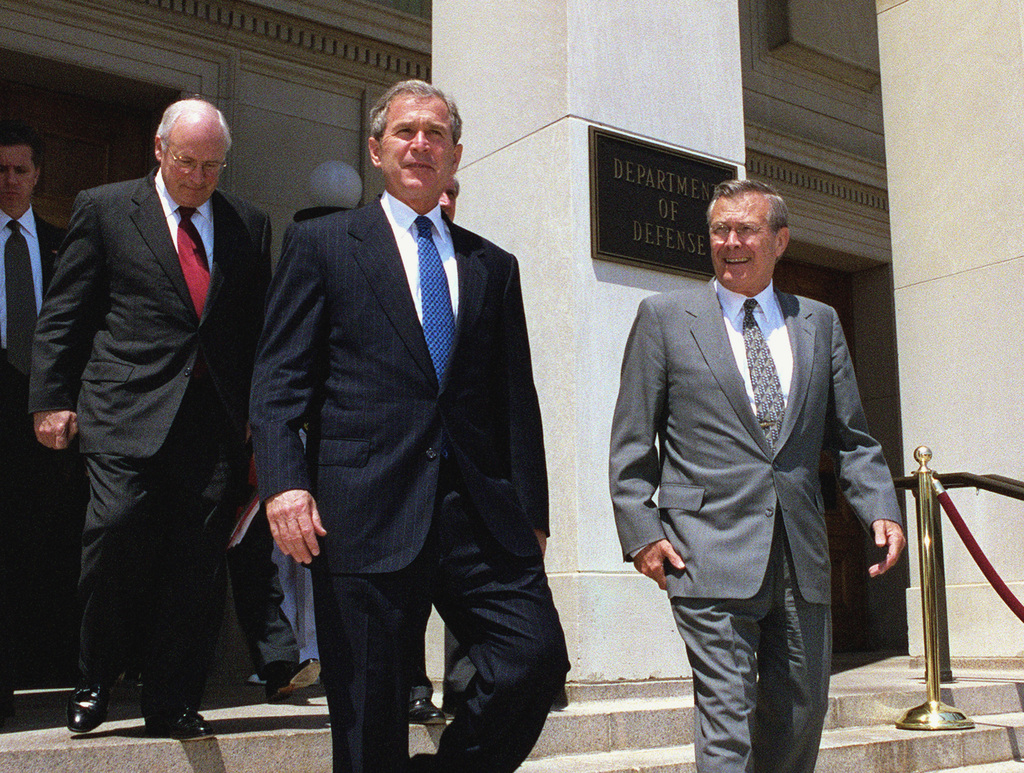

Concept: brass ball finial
[[914, 445, 932, 473]]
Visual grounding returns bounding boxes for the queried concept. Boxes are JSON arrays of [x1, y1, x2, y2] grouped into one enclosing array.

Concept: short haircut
[[446, 176, 460, 198], [0, 119, 44, 166], [707, 179, 789, 232], [368, 80, 462, 145], [156, 98, 232, 153]]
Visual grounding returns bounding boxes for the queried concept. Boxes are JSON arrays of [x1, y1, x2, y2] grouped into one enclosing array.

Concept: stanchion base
[[896, 701, 975, 730]]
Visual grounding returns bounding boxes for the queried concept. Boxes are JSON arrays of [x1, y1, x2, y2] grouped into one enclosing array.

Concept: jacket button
[[765, 507, 774, 517], [184, 367, 192, 377], [426, 448, 438, 460]]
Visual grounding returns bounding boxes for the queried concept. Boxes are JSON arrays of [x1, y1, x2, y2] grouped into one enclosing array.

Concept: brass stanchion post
[[896, 446, 973, 730]]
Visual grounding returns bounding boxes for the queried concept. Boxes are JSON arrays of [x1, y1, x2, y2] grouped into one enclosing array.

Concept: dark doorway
[[0, 49, 177, 226], [1, 55, 177, 689], [773, 258, 871, 652]]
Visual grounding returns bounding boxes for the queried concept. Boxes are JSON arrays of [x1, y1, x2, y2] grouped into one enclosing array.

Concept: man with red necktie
[[29, 98, 271, 738]]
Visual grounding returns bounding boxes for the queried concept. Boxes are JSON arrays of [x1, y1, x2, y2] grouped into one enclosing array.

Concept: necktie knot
[[415, 215, 433, 239], [178, 206, 196, 223], [8, 220, 20, 235]]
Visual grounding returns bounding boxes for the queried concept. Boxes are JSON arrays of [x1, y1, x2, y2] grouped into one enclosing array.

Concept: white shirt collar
[[1, 205, 38, 239], [715, 280, 782, 328], [154, 171, 213, 222], [380, 190, 443, 237]]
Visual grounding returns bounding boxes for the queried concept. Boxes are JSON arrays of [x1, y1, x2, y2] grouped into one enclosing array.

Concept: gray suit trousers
[[671, 521, 831, 773]]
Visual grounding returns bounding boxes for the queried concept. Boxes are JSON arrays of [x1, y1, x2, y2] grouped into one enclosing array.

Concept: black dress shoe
[[440, 691, 465, 718], [67, 684, 109, 733], [408, 697, 446, 725], [264, 658, 320, 703], [408, 752, 435, 772], [144, 708, 213, 738]]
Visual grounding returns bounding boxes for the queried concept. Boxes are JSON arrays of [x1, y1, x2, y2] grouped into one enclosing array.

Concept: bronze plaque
[[589, 127, 737, 276]]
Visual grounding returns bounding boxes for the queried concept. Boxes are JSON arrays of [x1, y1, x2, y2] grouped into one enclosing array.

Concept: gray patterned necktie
[[5, 220, 36, 375], [742, 298, 784, 448]]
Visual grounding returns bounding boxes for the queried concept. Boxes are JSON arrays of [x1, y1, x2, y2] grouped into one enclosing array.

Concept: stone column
[[430, 0, 746, 683], [877, 0, 1024, 657]]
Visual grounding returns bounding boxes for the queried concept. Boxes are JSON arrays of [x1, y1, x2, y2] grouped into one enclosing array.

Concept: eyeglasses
[[167, 148, 227, 176], [709, 223, 766, 242]]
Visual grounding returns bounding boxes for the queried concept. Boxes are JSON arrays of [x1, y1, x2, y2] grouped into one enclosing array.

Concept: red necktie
[[177, 206, 210, 317]]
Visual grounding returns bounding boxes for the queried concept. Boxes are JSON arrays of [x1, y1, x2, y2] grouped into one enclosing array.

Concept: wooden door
[[0, 76, 167, 687], [1, 80, 161, 227], [774, 259, 869, 652]]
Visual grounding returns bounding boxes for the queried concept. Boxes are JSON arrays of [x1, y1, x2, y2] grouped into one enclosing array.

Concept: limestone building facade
[[2, 0, 1017, 687]]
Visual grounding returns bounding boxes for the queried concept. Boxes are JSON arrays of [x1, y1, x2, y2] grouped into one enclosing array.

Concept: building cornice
[[129, 0, 430, 83], [747, 150, 888, 216]]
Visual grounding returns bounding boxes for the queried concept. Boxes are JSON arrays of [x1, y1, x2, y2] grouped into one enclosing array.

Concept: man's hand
[[534, 528, 547, 557], [265, 488, 327, 564], [633, 539, 686, 590], [869, 519, 906, 577], [34, 409, 78, 450]]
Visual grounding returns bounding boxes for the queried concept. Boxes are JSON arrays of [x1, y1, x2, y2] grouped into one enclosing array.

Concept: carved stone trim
[[132, 0, 431, 82], [747, 150, 888, 215]]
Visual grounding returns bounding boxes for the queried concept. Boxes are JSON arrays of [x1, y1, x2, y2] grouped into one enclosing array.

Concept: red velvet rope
[[935, 489, 1024, 623]]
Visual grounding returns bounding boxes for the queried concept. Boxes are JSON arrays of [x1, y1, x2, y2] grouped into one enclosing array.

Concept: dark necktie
[[5, 220, 36, 374], [177, 206, 210, 317], [742, 298, 785, 448], [415, 215, 455, 383]]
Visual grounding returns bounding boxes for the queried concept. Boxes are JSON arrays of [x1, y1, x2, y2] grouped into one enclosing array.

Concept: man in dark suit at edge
[[609, 179, 906, 772], [249, 80, 568, 773], [0, 119, 85, 725], [29, 99, 271, 738]]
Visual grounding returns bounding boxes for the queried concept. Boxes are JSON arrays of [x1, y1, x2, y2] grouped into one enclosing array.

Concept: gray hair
[[707, 179, 788, 231], [369, 80, 462, 145], [156, 98, 232, 153]]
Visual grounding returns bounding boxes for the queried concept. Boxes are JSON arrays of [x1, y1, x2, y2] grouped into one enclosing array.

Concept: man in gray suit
[[609, 179, 905, 772]]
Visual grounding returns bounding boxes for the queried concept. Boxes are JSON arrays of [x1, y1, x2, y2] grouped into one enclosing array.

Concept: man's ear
[[367, 136, 382, 169], [774, 225, 790, 257]]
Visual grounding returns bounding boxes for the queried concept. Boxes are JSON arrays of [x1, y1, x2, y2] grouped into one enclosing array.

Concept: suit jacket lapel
[[205, 192, 236, 322], [776, 291, 816, 450], [35, 218, 62, 290], [130, 174, 196, 318], [349, 205, 438, 387], [690, 281, 774, 455], [449, 224, 485, 391]]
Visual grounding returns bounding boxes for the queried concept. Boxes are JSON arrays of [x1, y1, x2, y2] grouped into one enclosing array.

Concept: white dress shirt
[[0, 206, 45, 349], [154, 173, 214, 263], [715, 279, 794, 417], [380, 191, 459, 323]]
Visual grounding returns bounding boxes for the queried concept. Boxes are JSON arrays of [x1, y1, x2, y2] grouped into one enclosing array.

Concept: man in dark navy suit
[[30, 99, 271, 738], [250, 80, 568, 773], [0, 119, 85, 725]]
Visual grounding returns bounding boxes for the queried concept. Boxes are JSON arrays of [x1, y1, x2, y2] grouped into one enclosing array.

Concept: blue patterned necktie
[[415, 215, 455, 383], [742, 298, 785, 448]]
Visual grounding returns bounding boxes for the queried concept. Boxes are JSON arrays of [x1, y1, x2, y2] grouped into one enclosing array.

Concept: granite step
[[0, 657, 1021, 773], [518, 711, 1024, 773]]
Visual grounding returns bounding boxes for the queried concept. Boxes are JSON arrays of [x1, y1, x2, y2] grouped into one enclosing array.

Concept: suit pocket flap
[[658, 484, 704, 511], [81, 360, 134, 383], [317, 437, 370, 468]]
